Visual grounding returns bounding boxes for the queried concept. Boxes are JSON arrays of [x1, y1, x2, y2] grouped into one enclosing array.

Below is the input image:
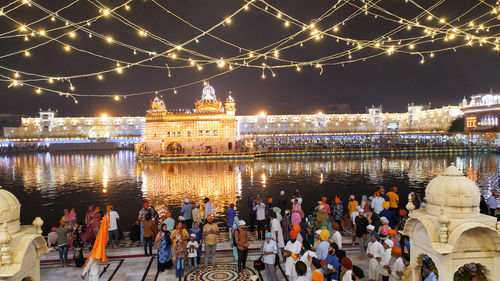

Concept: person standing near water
[[203, 197, 212, 221], [203, 216, 219, 266], [234, 220, 249, 276], [181, 198, 193, 230]]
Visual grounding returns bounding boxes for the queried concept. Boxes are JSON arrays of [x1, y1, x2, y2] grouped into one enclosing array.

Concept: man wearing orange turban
[[320, 196, 331, 214], [283, 230, 301, 280], [81, 216, 108, 280], [390, 246, 404, 279], [312, 271, 325, 281]]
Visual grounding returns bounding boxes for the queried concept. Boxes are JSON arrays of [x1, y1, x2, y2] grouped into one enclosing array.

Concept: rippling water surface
[[0, 151, 498, 232]]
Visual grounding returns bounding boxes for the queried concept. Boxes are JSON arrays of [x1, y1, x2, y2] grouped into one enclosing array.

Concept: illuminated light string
[[4, 0, 500, 64], [0, 0, 81, 38], [361, 0, 500, 45], [0, 1, 134, 60], [2, 6, 496, 84], [0, 0, 259, 81], [1, 0, 344, 82], [1, 0, 366, 84], [0, 0, 480, 70], [0, 0, 500, 97], [0, 2, 24, 18], [2, 0, 456, 70]]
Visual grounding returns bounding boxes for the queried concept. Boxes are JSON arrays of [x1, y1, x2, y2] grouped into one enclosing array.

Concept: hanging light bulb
[[97, 74, 103, 80], [138, 30, 147, 37], [35, 88, 42, 94], [63, 45, 71, 52], [284, 21, 290, 27], [113, 95, 121, 101], [225, 18, 232, 24], [106, 36, 113, 43], [68, 31, 76, 38], [48, 78, 54, 84], [115, 63, 123, 74], [125, 4, 130, 10], [24, 50, 31, 57], [101, 8, 110, 16]]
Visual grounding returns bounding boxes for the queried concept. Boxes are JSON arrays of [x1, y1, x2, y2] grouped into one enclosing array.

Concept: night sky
[[0, 0, 499, 117]]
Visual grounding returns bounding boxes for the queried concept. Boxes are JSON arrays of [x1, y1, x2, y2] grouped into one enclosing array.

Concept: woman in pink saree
[[81, 206, 102, 243], [291, 199, 302, 226]]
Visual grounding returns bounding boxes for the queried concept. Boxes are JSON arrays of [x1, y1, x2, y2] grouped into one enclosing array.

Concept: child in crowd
[[174, 236, 186, 281], [69, 208, 77, 228], [187, 233, 199, 272]]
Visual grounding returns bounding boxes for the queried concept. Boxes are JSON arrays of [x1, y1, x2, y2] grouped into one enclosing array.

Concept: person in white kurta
[[342, 269, 353, 281], [367, 232, 384, 281], [271, 215, 285, 248], [379, 239, 393, 279], [283, 232, 302, 281], [298, 240, 316, 281], [389, 254, 404, 281], [331, 227, 343, 250], [81, 258, 100, 281]]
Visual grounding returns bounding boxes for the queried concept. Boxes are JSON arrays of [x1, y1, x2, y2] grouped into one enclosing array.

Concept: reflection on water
[[0, 151, 498, 232], [137, 161, 243, 216]]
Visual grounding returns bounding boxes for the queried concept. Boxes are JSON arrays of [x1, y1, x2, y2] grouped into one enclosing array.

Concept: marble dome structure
[[403, 164, 500, 280], [0, 186, 49, 281]]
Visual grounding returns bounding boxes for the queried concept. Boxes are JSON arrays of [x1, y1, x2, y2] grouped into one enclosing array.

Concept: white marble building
[[0, 187, 49, 281], [403, 165, 500, 280]]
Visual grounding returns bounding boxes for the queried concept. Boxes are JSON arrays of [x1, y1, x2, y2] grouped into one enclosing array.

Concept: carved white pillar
[[0, 222, 12, 265], [438, 206, 450, 243]]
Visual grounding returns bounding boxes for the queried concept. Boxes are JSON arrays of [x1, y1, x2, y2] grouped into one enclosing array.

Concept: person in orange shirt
[[386, 187, 400, 217], [347, 195, 359, 216]]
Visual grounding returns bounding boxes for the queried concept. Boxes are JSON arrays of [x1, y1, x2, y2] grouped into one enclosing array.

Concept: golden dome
[[196, 86, 223, 113]]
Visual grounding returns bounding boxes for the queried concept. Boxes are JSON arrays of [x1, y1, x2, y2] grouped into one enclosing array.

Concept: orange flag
[[84, 216, 109, 266]]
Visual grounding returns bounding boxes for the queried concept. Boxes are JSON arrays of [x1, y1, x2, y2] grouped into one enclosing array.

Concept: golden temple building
[[136, 86, 237, 157]]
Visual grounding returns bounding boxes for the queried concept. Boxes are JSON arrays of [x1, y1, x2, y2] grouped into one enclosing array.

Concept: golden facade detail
[[136, 86, 237, 157]]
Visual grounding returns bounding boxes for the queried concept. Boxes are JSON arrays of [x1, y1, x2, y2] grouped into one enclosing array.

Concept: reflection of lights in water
[[261, 173, 266, 187], [137, 161, 240, 217], [320, 173, 324, 184], [103, 188, 107, 193], [102, 169, 108, 189], [236, 168, 242, 197]]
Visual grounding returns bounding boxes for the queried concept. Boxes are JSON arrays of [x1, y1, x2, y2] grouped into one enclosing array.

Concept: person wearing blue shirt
[[325, 242, 340, 281], [379, 208, 396, 229], [227, 204, 237, 240], [181, 198, 193, 230]]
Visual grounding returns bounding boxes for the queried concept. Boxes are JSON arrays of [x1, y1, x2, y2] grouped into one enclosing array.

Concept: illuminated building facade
[[135, 86, 237, 156], [462, 91, 500, 132], [2, 95, 467, 143], [236, 103, 463, 136], [2, 110, 144, 138]]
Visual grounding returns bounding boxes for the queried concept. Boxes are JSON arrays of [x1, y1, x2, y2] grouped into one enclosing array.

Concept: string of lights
[[1, 0, 500, 101]]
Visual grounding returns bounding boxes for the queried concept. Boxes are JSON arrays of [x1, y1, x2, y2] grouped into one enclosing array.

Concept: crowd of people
[[45, 187, 500, 281], [250, 135, 485, 153], [46, 205, 120, 268]]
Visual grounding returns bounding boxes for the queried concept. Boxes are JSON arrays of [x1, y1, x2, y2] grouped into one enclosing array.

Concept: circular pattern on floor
[[185, 264, 258, 281]]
